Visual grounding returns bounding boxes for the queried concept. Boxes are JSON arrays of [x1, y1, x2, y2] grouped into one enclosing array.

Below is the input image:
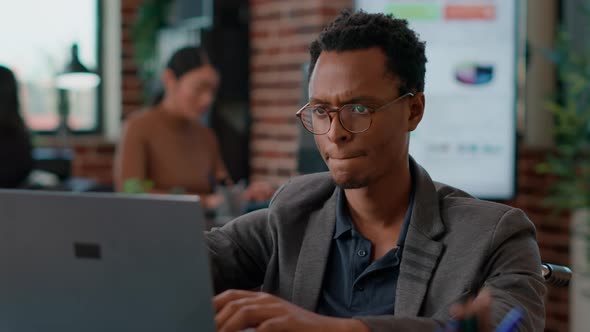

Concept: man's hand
[[449, 289, 492, 332], [214, 290, 369, 332]]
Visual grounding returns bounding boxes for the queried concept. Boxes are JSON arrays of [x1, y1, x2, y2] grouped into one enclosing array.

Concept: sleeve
[[355, 208, 546, 332], [114, 118, 148, 192], [482, 208, 546, 331], [205, 208, 274, 294]]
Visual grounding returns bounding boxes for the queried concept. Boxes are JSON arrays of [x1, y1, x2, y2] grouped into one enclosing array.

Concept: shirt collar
[[333, 159, 417, 244], [334, 188, 353, 239]]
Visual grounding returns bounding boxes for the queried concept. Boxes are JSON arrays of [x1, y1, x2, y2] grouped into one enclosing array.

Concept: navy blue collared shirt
[[316, 170, 416, 317]]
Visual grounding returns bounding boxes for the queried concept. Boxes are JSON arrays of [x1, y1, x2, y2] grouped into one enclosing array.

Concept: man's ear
[[408, 92, 425, 132], [161, 69, 177, 93]]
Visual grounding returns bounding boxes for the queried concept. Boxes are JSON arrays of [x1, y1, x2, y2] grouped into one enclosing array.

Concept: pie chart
[[455, 63, 495, 85]]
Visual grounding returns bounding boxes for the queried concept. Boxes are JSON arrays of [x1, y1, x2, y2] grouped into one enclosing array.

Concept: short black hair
[[309, 10, 427, 93]]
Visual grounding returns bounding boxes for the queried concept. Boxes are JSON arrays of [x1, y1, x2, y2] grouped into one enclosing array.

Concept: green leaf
[[130, 0, 174, 100], [122, 178, 155, 194]]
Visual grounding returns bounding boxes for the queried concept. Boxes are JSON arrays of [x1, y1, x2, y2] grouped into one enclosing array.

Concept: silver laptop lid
[[0, 190, 214, 332]]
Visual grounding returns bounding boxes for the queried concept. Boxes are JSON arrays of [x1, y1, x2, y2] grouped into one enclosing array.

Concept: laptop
[[0, 190, 215, 332]]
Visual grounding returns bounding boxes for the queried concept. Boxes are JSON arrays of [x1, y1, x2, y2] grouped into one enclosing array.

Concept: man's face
[[308, 48, 424, 188]]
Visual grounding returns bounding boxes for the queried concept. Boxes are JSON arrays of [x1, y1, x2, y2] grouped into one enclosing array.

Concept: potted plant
[[536, 30, 590, 331], [131, 0, 174, 101]]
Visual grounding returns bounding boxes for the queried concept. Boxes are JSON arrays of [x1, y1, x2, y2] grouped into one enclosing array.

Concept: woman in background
[[114, 47, 273, 203], [0, 65, 33, 188]]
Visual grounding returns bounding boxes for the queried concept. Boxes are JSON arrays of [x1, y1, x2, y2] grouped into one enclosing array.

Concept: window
[[0, 0, 101, 133]]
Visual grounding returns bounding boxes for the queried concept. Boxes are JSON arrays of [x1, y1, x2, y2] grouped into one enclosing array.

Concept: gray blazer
[[206, 163, 546, 331]]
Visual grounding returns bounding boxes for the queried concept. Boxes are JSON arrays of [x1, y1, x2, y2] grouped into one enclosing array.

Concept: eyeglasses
[[296, 92, 414, 135]]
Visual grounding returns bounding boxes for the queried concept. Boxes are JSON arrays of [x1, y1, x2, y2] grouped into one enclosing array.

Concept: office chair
[[541, 263, 572, 287]]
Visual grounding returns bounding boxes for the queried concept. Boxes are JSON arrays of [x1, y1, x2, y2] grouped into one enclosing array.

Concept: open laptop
[[0, 190, 215, 332]]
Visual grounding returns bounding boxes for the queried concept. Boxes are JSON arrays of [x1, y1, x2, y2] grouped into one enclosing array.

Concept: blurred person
[[0, 65, 33, 188], [114, 47, 273, 205], [207, 11, 545, 332]]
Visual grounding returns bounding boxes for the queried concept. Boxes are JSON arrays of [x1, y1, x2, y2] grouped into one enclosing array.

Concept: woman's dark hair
[[0, 65, 33, 188], [151, 46, 210, 106], [167, 46, 210, 79], [0, 65, 28, 132]]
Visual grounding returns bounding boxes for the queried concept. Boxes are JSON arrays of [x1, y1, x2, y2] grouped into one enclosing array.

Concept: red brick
[[251, 151, 295, 159], [252, 117, 297, 125], [122, 77, 143, 90], [249, 0, 354, 181], [251, 99, 301, 108], [251, 133, 298, 142], [121, 0, 142, 10]]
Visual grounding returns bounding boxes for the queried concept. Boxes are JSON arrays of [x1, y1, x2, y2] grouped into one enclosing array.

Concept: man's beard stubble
[[334, 177, 370, 189]]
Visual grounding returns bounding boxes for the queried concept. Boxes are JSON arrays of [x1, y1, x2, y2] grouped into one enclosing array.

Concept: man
[[206, 10, 545, 332]]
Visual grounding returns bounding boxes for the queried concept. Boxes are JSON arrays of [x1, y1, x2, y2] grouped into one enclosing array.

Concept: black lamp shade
[[56, 44, 100, 90]]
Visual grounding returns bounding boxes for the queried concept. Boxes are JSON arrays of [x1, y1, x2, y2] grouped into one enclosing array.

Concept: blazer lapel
[[395, 232, 444, 316], [291, 189, 338, 311], [395, 160, 446, 316]]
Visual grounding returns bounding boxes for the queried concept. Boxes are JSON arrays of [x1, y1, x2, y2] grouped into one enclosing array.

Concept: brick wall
[[248, 0, 353, 185], [121, 0, 144, 118], [71, 141, 116, 185]]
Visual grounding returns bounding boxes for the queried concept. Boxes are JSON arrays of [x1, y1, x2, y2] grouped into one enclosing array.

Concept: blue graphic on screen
[[454, 63, 495, 85]]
